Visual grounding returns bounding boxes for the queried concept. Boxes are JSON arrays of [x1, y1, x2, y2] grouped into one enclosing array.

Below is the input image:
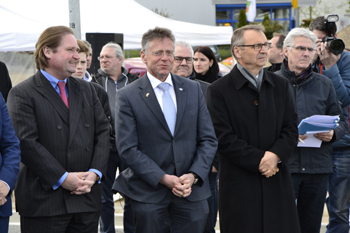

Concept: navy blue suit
[[0, 93, 20, 232]]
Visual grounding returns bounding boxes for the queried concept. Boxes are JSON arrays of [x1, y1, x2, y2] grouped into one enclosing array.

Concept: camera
[[322, 14, 345, 55]]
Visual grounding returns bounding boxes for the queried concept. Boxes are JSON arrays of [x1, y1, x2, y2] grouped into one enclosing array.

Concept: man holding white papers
[[275, 28, 346, 233]]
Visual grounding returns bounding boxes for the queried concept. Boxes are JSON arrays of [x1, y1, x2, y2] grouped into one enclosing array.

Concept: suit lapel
[[138, 75, 172, 135], [172, 74, 187, 136], [67, 77, 83, 147], [33, 71, 69, 125]]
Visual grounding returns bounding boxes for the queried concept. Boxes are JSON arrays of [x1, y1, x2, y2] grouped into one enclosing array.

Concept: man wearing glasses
[[111, 27, 217, 233], [207, 24, 301, 233], [93, 42, 139, 233], [171, 41, 219, 233], [275, 27, 346, 233]]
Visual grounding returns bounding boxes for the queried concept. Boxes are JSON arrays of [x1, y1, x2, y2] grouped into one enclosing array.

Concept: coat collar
[[230, 65, 276, 90], [138, 73, 187, 136]]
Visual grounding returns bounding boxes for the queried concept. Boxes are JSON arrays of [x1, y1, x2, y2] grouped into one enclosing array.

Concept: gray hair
[[101, 42, 124, 65], [175, 41, 194, 57], [231, 24, 265, 59], [283, 28, 317, 58], [141, 27, 175, 54]]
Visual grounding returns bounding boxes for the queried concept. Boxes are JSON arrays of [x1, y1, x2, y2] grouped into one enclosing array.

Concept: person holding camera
[[310, 15, 350, 233]]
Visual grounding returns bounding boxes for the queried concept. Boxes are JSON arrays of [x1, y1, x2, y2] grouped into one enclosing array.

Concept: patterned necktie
[[58, 81, 69, 108], [158, 82, 176, 135]]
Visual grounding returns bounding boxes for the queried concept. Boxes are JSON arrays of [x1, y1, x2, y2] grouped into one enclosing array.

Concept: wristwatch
[[190, 172, 199, 185]]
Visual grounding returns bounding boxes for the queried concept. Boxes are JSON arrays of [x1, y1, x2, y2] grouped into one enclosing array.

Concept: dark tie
[[58, 82, 69, 108], [158, 82, 176, 135]]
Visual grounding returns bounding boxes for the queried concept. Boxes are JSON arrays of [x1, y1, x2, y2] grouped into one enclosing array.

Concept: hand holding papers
[[297, 115, 339, 148]]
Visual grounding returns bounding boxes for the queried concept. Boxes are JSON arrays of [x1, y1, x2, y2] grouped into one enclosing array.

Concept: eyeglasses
[[151, 51, 174, 57], [236, 42, 271, 51], [174, 56, 193, 63], [289, 46, 316, 52], [97, 55, 115, 60]]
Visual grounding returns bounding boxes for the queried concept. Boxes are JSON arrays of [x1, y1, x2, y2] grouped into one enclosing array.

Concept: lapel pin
[[146, 93, 150, 97], [179, 88, 183, 91]]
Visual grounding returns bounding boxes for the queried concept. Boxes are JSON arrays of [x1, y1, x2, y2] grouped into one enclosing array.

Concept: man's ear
[[279, 48, 284, 57], [283, 47, 289, 59], [233, 47, 241, 59], [140, 50, 147, 65], [43, 46, 52, 59]]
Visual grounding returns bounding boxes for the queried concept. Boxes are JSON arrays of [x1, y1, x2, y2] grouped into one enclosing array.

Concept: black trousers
[[20, 211, 100, 233]]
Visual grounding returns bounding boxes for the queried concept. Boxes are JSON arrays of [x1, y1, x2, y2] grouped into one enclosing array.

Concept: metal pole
[[68, 0, 81, 39]]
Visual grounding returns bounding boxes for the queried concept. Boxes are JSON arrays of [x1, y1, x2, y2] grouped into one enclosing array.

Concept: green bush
[[261, 14, 284, 39], [125, 50, 141, 58]]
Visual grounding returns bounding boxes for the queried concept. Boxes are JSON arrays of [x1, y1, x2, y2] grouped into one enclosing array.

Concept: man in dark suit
[[112, 27, 217, 233], [0, 93, 20, 233], [7, 26, 110, 233], [207, 25, 301, 233]]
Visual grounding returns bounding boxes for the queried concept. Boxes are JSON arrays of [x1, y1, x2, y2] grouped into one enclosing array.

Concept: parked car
[[124, 57, 231, 77], [124, 57, 147, 77], [192, 45, 221, 62]]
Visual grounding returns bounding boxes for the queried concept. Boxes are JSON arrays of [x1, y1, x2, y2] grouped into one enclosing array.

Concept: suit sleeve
[[7, 85, 67, 191], [0, 94, 20, 193], [115, 90, 167, 188], [188, 82, 218, 184]]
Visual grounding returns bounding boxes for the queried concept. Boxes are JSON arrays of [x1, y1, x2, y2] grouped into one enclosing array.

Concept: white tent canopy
[[0, 0, 233, 51]]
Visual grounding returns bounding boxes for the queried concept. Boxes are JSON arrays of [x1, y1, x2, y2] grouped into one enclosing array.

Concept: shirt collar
[[147, 71, 173, 89], [41, 69, 68, 86]]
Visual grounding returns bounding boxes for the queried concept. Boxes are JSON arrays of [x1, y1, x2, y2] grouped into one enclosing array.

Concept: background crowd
[[0, 14, 349, 233]]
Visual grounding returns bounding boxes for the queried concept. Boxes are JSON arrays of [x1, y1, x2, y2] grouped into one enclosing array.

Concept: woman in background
[[193, 46, 220, 83]]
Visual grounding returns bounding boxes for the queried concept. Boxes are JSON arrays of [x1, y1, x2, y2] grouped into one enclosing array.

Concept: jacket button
[[302, 168, 306, 171], [85, 147, 89, 151], [254, 100, 259, 106], [57, 125, 62, 130], [85, 123, 90, 128]]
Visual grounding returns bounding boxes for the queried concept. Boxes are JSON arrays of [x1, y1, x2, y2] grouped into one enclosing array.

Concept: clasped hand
[[0, 181, 9, 206], [61, 171, 97, 195], [259, 151, 280, 178], [160, 174, 195, 198]]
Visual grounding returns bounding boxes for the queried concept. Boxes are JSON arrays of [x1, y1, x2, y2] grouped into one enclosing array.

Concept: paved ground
[[9, 199, 329, 233]]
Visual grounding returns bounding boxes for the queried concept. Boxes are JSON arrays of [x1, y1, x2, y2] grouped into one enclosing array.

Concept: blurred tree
[[300, 19, 313, 28], [299, 0, 345, 22], [261, 14, 284, 39], [237, 9, 249, 28]]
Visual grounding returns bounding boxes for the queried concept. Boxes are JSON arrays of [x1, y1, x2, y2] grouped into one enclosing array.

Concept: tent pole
[[69, 0, 81, 39]]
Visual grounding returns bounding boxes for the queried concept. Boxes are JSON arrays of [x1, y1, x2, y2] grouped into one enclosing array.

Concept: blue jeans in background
[[326, 149, 350, 233]]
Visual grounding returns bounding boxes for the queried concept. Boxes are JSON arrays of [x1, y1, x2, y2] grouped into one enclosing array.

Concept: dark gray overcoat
[[207, 66, 301, 233]]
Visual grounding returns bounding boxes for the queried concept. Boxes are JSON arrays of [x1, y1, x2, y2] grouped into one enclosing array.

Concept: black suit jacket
[[7, 71, 110, 217]]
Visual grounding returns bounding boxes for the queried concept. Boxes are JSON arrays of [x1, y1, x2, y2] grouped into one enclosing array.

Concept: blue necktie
[[158, 82, 176, 135]]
